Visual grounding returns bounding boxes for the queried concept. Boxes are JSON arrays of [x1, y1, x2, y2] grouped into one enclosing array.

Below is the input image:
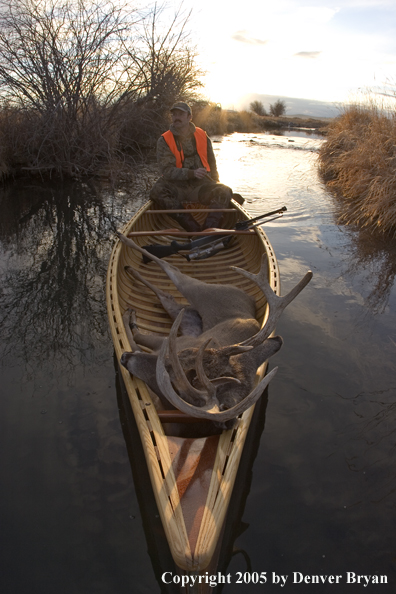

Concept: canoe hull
[[106, 200, 280, 572]]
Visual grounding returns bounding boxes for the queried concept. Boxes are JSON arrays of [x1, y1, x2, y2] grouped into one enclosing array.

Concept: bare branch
[[0, 0, 204, 177]]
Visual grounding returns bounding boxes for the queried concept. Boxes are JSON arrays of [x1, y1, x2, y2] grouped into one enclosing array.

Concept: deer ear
[[218, 345, 253, 356]]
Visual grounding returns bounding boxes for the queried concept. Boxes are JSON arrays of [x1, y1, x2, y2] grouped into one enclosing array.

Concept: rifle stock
[[142, 240, 190, 262]]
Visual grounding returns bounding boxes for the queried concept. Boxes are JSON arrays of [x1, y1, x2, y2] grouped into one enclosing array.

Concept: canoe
[[117, 351, 270, 590], [106, 199, 280, 578]]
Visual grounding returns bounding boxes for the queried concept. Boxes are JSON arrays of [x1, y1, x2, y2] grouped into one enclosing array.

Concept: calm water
[[1, 132, 396, 593]]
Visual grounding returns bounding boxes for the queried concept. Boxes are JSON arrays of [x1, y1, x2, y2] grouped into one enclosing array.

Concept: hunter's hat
[[170, 101, 192, 115]]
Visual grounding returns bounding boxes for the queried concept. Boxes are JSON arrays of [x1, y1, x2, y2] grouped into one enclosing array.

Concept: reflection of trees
[[0, 180, 142, 368], [335, 227, 396, 502], [340, 226, 396, 315], [339, 386, 396, 503]]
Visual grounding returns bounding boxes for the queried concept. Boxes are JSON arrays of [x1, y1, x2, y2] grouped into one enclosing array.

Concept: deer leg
[[134, 333, 166, 351], [119, 233, 213, 298], [124, 265, 202, 337], [122, 308, 165, 351], [122, 309, 141, 352]]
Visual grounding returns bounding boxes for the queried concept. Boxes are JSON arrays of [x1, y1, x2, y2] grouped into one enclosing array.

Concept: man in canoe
[[149, 101, 240, 232]]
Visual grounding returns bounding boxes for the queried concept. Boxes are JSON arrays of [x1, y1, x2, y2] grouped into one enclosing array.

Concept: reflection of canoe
[[106, 199, 280, 580]]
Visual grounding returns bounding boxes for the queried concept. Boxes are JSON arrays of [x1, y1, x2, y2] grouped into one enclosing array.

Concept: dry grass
[[194, 103, 280, 134], [192, 102, 330, 135], [193, 103, 263, 134], [318, 103, 396, 236]]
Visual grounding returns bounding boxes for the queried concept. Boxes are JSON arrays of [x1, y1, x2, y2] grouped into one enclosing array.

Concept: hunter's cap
[[170, 101, 192, 115]]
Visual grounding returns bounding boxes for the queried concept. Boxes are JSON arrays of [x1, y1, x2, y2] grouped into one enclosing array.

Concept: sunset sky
[[168, 0, 396, 110]]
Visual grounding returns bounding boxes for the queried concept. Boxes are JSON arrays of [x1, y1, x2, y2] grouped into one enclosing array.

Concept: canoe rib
[[106, 200, 280, 571]]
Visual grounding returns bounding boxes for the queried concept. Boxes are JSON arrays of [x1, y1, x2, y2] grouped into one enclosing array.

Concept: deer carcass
[[117, 233, 312, 424]]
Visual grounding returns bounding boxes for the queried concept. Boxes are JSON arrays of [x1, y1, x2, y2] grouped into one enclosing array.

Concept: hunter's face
[[171, 109, 191, 131]]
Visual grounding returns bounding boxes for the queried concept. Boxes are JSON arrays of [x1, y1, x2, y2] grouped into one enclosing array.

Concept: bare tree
[[126, 4, 203, 103], [250, 100, 267, 116], [0, 0, 204, 177], [118, 4, 205, 151], [269, 99, 286, 117], [0, 0, 138, 174], [0, 0, 138, 110]]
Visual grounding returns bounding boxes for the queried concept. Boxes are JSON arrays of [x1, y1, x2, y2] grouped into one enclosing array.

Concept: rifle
[[141, 206, 287, 262]]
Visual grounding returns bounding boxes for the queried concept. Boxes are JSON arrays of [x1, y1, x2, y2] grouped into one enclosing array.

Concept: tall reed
[[319, 103, 396, 236]]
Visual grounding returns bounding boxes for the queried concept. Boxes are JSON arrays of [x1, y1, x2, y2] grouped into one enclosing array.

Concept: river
[[1, 131, 395, 593]]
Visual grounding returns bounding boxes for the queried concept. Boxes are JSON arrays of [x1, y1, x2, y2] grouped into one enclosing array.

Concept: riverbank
[[318, 104, 396, 237], [0, 101, 331, 184], [193, 103, 331, 136]]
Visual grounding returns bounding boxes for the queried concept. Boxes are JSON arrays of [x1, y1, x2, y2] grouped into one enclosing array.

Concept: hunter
[[149, 102, 239, 232]]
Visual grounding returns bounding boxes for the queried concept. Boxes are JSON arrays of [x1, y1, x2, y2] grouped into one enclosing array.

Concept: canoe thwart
[[144, 209, 239, 214], [127, 228, 256, 237]]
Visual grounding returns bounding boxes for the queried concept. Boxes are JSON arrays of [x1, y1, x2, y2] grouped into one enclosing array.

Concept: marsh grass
[[319, 103, 396, 236]]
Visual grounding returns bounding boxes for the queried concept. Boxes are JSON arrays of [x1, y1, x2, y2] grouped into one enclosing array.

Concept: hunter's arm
[[156, 136, 195, 181]]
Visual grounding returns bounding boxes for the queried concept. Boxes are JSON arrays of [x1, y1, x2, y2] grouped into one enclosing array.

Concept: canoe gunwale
[[106, 199, 280, 571]]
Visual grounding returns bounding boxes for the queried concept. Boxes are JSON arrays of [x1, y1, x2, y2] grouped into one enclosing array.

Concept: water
[[1, 133, 396, 593]]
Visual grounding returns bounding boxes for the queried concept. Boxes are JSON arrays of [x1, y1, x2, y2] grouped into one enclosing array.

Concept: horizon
[[222, 93, 341, 118]]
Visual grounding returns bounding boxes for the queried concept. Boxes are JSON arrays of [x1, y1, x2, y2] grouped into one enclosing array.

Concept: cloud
[[231, 30, 268, 45], [294, 51, 322, 59]]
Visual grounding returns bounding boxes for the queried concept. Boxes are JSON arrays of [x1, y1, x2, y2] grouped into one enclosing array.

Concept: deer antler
[[165, 310, 209, 406], [195, 339, 217, 398], [231, 257, 313, 347], [156, 310, 278, 421]]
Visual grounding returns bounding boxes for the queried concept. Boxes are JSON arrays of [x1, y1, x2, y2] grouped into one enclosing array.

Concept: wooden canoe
[[106, 199, 280, 575]]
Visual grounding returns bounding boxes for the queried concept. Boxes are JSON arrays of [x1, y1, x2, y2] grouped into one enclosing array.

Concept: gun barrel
[[235, 206, 287, 229]]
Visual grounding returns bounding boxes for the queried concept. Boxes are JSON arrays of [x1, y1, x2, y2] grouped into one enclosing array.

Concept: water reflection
[[337, 383, 396, 509], [339, 226, 396, 315], [0, 180, 143, 369]]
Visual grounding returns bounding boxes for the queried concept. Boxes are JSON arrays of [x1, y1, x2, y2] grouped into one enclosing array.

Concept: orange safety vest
[[162, 128, 210, 171]]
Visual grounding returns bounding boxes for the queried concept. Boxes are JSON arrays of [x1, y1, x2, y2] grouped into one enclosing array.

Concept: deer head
[[117, 233, 313, 422]]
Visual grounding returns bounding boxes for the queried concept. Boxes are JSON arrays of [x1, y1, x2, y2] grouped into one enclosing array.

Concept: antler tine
[[231, 254, 278, 306], [156, 346, 278, 421], [231, 259, 313, 347], [159, 309, 209, 405], [195, 339, 217, 398]]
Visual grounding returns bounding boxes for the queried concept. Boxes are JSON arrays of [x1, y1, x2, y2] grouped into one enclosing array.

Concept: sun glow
[[178, 0, 396, 108]]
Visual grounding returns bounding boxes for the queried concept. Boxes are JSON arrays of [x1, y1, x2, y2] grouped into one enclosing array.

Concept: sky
[[166, 0, 396, 112]]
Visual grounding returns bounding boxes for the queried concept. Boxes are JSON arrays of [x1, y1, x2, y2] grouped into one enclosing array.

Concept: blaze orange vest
[[162, 128, 210, 171]]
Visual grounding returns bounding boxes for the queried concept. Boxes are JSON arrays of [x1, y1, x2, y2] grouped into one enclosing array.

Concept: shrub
[[250, 101, 267, 116], [269, 99, 286, 117], [0, 0, 203, 178]]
